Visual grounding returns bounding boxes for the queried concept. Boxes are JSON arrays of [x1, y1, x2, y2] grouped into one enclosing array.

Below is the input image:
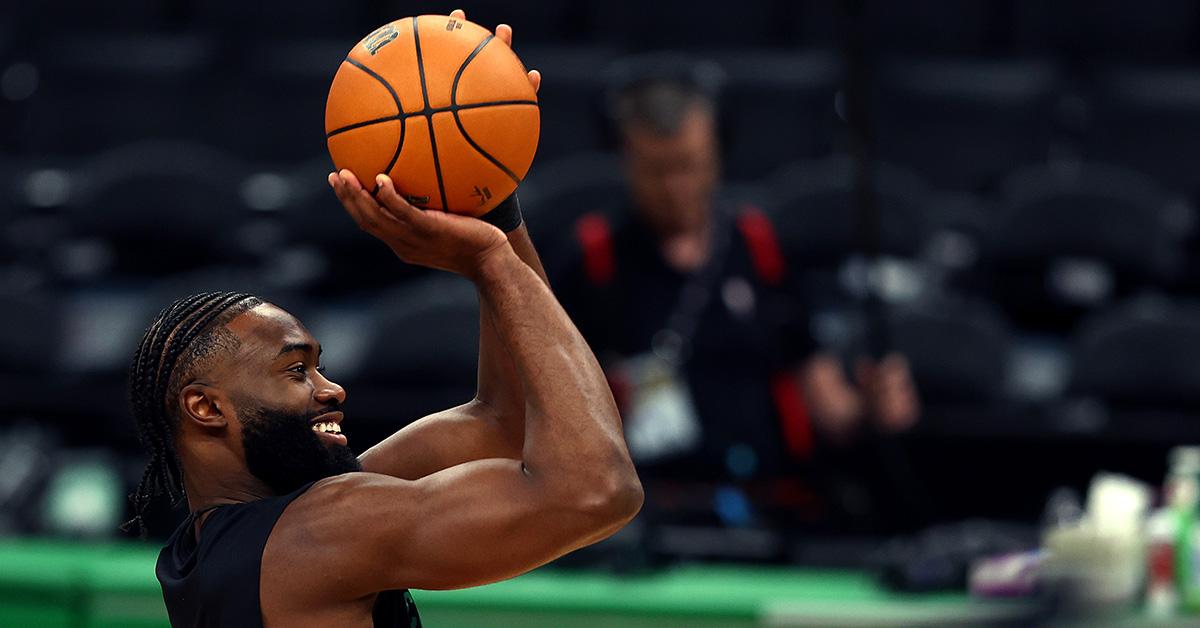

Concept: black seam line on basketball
[[343, 57, 405, 192], [344, 58, 403, 116], [412, 16, 448, 210], [451, 35, 494, 104], [429, 100, 539, 116], [450, 34, 523, 185], [379, 113, 406, 194], [326, 101, 538, 138], [452, 109, 522, 184], [326, 115, 401, 139]]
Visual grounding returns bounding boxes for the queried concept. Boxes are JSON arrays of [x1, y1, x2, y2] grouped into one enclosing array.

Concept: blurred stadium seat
[[583, 0, 790, 50], [1070, 297, 1200, 409], [715, 49, 842, 180], [519, 151, 625, 250], [376, 1, 582, 44], [0, 24, 34, 153], [214, 40, 348, 163], [2, 165, 76, 292], [865, 0, 1011, 56], [191, 0, 367, 39], [0, 291, 61, 377], [56, 141, 256, 281], [274, 157, 428, 296], [887, 299, 1012, 404], [356, 277, 479, 387], [0, 292, 64, 423], [147, 268, 304, 314], [520, 46, 616, 160], [35, 0, 181, 32], [980, 162, 1190, 331], [765, 157, 934, 268], [22, 33, 219, 156], [1082, 66, 1200, 194], [793, 0, 1012, 56], [0, 154, 34, 271], [344, 276, 480, 432], [874, 56, 1060, 192], [1014, 0, 1199, 62]]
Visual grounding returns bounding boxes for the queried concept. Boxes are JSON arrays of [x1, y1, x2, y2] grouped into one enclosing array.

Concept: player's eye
[[288, 364, 307, 375]]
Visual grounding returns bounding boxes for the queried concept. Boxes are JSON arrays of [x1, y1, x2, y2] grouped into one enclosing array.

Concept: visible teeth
[[311, 422, 341, 434]]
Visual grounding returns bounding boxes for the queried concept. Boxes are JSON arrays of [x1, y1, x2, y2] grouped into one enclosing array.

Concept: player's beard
[[238, 403, 361, 495]]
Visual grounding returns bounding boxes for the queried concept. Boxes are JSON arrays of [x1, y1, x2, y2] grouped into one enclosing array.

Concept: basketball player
[[129, 15, 641, 627]]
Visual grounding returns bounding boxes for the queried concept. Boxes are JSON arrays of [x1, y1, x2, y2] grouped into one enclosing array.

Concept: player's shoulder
[[264, 473, 419, 603], [287, 471, 409, 512], [275, 473, 415, 539], [268, 473, 422, 576]]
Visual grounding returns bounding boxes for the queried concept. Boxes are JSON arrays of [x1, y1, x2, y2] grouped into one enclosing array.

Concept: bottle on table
[[1147, 446, 1200, 616]]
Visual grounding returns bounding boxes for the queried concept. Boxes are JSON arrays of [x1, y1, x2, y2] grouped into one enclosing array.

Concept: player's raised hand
[[450, 8, 541, 94], [329, 170, 510, 279]]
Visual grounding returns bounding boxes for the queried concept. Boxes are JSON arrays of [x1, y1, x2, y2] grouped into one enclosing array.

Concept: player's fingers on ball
[[496, 24, 513, 47], [528, 69, 541, 93], [329, 171, 349, 196], [331, 176, 368, 218], [348, 203, 382, 234], [329, 173, 352, 204], [338, 169, 366, 193], [348, 187, 387, 228], [373, 174, 422, 222]]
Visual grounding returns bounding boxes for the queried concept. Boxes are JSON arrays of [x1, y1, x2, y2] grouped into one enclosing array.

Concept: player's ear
[[179, 383, 228, 429]]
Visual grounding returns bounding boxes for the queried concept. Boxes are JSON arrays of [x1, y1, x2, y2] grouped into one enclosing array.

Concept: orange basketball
[[325, 15, 540, 216]]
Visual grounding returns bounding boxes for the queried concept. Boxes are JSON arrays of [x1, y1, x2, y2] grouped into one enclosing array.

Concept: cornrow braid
[[123, 291, 263, 537]]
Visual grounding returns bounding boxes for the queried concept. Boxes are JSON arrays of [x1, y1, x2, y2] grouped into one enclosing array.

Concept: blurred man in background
[[552, 61, 920, 530]]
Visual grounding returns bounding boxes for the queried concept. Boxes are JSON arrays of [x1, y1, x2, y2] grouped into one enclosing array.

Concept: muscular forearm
[[474, 224, 550, 438], [472, 245, 639, 507]]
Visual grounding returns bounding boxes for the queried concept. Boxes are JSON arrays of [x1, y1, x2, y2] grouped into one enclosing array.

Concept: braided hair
[[123, 291, 263, 537]]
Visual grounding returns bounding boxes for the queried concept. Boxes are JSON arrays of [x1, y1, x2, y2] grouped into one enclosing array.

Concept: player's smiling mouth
[[308, 411, 347, 444]]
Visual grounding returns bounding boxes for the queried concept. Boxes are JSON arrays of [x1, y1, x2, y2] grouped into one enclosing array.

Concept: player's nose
[[314, 372, 347, 405]]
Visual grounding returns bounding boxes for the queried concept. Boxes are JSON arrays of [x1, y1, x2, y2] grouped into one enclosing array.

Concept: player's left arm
[[358, 221, 550, 479]]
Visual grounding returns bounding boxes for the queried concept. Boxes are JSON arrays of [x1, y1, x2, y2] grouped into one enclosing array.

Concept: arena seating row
[[1, 144, 1197, 329], [4, 274, 1200, 453], [7, 35, 1200, 192], [8, 0, 1200, 58]]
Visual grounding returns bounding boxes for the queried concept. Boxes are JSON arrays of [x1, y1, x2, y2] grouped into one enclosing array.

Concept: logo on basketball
[[363, 24, 398, 55], [471, 186, 493, 206]]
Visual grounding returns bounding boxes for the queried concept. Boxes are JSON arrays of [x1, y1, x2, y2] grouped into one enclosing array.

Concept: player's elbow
[[612, 474, 645, 523], [575, 468, 644, 528]]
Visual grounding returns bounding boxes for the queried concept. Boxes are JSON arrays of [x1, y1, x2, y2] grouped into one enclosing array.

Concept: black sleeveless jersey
[[156, 482, 422, 627]]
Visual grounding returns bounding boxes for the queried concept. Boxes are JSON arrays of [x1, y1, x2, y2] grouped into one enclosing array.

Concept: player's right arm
[[274, 172, 642, 593]]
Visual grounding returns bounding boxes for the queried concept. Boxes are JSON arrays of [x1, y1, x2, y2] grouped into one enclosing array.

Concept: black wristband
[[479, 192, 524, 232]]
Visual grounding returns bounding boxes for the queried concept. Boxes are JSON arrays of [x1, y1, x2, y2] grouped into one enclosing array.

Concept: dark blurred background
[[1, 0, 1199, 572]]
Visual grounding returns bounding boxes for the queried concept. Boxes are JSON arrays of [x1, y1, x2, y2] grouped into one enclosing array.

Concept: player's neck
[[180, 448, 277, 513], [185, 476, 275, 511]]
